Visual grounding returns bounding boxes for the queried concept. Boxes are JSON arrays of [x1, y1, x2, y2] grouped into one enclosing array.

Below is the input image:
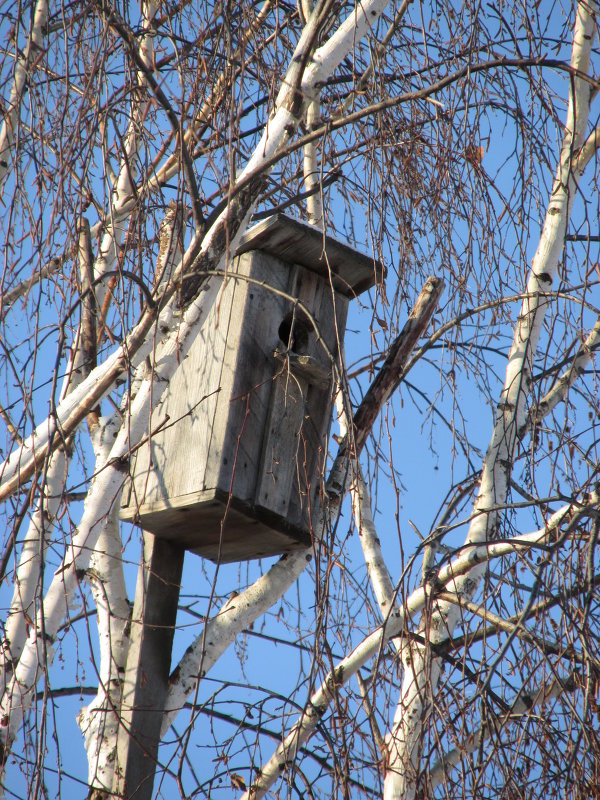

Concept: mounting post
[[113, 533, 185, 799]]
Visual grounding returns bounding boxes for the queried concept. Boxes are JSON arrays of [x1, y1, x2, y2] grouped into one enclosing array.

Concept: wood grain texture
[[113, 534, 184, 800], [121, 219, 371, 562], [237, 213, 384, 296]]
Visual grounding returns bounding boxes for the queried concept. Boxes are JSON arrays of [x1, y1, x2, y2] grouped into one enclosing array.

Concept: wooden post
[[113, 534, 185, 800]]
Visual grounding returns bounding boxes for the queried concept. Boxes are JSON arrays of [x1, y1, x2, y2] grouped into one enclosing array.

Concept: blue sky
[[1, 0, 599, 797]]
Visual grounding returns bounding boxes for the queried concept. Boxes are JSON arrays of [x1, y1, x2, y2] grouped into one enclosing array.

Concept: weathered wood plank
[[113, 534, 184, 799], [212, 250, 289, 504], [255, 370, 305, 520], [237, 214, 384, 296], [121, 488, 311, 561]]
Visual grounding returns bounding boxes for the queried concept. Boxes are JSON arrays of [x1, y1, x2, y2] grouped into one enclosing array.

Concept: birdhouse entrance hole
[[120, 214, 382, 562], [278, 312, 311, 354]]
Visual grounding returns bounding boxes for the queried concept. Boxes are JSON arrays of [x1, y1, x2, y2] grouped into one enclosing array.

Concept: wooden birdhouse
[[120, 214, 381, 562]]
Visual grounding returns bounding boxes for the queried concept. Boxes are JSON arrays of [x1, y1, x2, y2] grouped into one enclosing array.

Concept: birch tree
[[0, 0, 599, 798]]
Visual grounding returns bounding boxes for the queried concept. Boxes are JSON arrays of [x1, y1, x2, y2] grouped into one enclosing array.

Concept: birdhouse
[[120, 214, 381, 562]]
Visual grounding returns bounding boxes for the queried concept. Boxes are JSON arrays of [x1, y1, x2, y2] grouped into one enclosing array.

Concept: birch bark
[[0, 0, 48, 184], [77, 419, 130, 794], [383, 4, 599, 797]]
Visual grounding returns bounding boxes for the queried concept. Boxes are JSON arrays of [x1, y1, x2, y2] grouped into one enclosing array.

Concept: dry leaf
[[464, 144, 484, 166], [231, 773, 247, 790]]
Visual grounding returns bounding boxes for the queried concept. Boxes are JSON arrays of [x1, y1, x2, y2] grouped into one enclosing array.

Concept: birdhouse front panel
[[120, 215, 381, 562]]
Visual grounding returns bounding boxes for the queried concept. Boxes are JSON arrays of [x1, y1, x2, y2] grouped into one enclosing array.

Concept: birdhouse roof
[[236, 214, 383, 297]]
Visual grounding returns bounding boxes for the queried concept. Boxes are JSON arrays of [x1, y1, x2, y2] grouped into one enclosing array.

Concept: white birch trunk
[[77, 497, 130, 792], [0, 0, 48, 184], [304, 100, 324, 227], [383, 4, 598, 797], [71, 412, 129, 794], [301, 0, 324, 228], [0, 448, 67, 683], [335, 390, 396, 618]]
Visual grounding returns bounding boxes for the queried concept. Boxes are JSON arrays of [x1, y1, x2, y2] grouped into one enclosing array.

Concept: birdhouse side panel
[[210, 249, 297, 505], [122, 266, 244, 519], [166, 292, 237, 501]]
